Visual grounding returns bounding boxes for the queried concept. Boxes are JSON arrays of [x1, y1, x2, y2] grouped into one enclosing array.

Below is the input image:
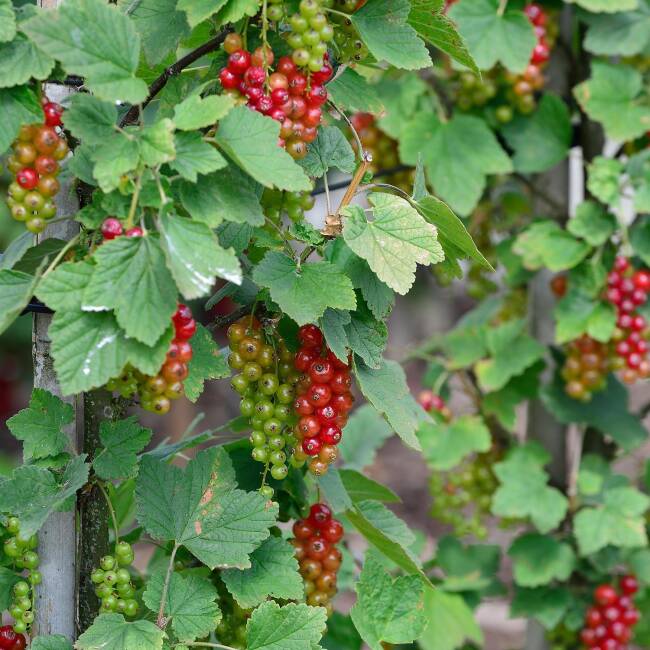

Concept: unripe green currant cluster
[[330, 0, 369, 63], [284, 0, 333, 72], [430, 450, 500, 539], [215, 589, 249, 650], [261, 185, 315, 226], [106, 304, 195, 414], [3, 517, 40, 635], [227, 316, 300, 493], [6, 98, 68, 234], [90, 541, 138, 618]]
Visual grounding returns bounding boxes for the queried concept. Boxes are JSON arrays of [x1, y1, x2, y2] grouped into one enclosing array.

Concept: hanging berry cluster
[[606, 257, 650, 384], [215, 586, 250, 650], [349, 113, 414, 192], [219, 35, 332, 160], [3, 518, 39, 636], [580, 576, 641, 649], [261, 185, 315, 225], [284, 0, 333, 71], [90, 542, 139, 617], [227, 316, 299, 488], [106, 304, 195, 414], [6, 98, 67, 234], [291, 503, 343, 617], [561, 335, 611, 402], [292, 324, 354, 476], [0, 628, 25, 650], [417, 389, 452, 422], [100, 216, 144, 239]]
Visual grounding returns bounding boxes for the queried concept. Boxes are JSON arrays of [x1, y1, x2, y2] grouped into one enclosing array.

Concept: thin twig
[[120, 31, 230, 127], [96, 481, 120, 545], [157, 543, 180, 628], [208, 304, 255, 331], [41, 234, 80, 278]]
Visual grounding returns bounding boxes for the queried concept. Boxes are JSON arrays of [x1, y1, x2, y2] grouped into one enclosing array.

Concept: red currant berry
[[315, 404, 337, 423], [585, 608, 602, 628], [168, 340, 193, 363], [288, 72, 308, 96], [293, 519, 316, 540], [271, 87, 290, 106], [622, 607, 640, 626], [173, 304, 193, 326], [295, 348, 317, 372], [321, 519, 343, 542], [101, 217, 123, 240], [606, 288, 622, 305], [311, 62, 333, 84], [125, 226, 143, 237], [309, 383, 332, 406], [594, 584, 618, 607], [530, 42, 549, 64], [175, 319, 197, 341], [43, 101, 64, 127], [269, 107, 286, 121], [602, 605, 621, 623], [330, 370, 351, 394], [620, 574, 638, 595], [34, 155, 58, 176], [320, 424, 342, 445], [309, 359, 334, 383], [219, 68, 240, 89], [633, 269, 650, 292], [277, 56, 297, 76], [524, 3, 543, 23], [307, 85, 328, 106], [303, 106, 322, 128], [162, 360, 189, 382], [245, 86, 264, 103], [330, 392, 353, 413], [615, 256, 630, 272], [244, 65, 266, 87], [294, 395, 314, 416], [580, 628, 596, 646], [302, 436, 322, 456], [306, 536, 329, 560], [607, 271, 621, 287], [16, 168, 38, 189], [228, 50, 252, 74], [308, 503, 332, 526], [289, 96, 308, 119], [617, 313, 633, 329], [631, 315, 646, 331], [269, 72, 289, 90], [255, 95, 274, 115]]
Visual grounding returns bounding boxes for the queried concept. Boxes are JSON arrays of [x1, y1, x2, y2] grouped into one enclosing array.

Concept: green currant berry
[[13, 621, 27, 635], [117, 583, 135, 598], [250, 430, 267, 447], [243, 362, 262, 382], [271, 464, 289, 480], [4, 538, 20, 558], [6, 517, 20, 534], [240, 397, 256, 417], [263, 418, 282, 436], [103, 570, 117, 585], [290, 13, 309, 32], [29, 570, 42, 585], [21, 610, 34, 624], [22, 551, 39, 569], [231, 374, 249, 395], [13, 581, 30, 598], [276, 384, 294, 404], [274, 404, 292, 421], [124, 599, 139, 617], [259, 485, 274, 499], [259, 373, 279, 395], [268, 435, 285, 450], [255, 399, 275, 420], [269, 450, 286, 466], [16, 596, 31, 611], [252, 446, 269, 463], [100, 555, 116, 571]]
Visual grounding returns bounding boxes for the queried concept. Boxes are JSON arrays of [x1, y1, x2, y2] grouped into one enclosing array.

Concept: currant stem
[[182, 643, 238, 650], [96, 480, 120, 545], [42, 234, 80, 278], [497, 0, 508, 16], [157, 543, 179, 628], [126, 172, 143, 230]]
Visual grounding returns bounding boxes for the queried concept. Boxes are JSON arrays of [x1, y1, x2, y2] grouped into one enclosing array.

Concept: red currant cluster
[[291, 503, 343, 617], [100, 217, 143, 240], [580, 576, 641, 649], [219, 34, 332, 160], [0, 628, 25, 650], [6, 98, 68, 233], [417, 389, 452, 422], [106, 304, 195, 414], [562, 335, 611, 402], [90, 542, 138, 617], [3, 517, 40, 636], [292, 324, 354, 476], [606, 257, 650, 384]]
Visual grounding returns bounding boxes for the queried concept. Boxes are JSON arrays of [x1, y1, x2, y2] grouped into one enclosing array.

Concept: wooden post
[[32, 1, 80, 637]]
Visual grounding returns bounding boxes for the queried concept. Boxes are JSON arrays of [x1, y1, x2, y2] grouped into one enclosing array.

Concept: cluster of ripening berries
[[292, 324, 354, 476], [215, 591, 249, 650], [100, 216, 144, 240], [90, 542, 139, 617], [0, 628, 25, 650], [291, 503, 343, 617], [580, 576, 641, 649], [261, 186, 315, 225], [219, 34, 332, 160], [106, 304, 195, 414], [3, 517, 40, 636], [417, 389, 452, 422], [6, 98, 68, 233], [227, 316, 299, 487]]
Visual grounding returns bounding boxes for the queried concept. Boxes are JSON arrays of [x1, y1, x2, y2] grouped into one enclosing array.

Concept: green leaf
[[173, 93, 234, 131], [418, 588, 483, 650], [64, 94, 118, 146], [22, 0, 147, 103], [449, 0, 536, 73], [169, 132, 227, 182], [351, 0, 431, 70], [75, 613, 164, 650], [0, 456, 90, 537], [0, 0, 16, 43], [300, 126, 355, 178], [574, 486, 649, 556], [587, 157, 624, 206], [91, 133, 140, 192], [351, 552, 426, 650], [400, 112, 512, 216], [554, 291, 616, 344], [143, 571, 220, 641], [0, 232, 34, 271], [355, 358, 428, 451], [0, 86, 42, 154], [83, 236, 177, 344], [177, 0, 229, 27], [222, 536, 304, 609], [93, 416, 152, 480], [31, 636, 73, 650], [38, 261, 94, 310], [573, 62, 650, 141], [136, 447, 277, 569], [159, 213, 241, 299], [338, 404, 393, 470], [326, 68, 384, 114], [501, 94, 572, 173], [408, 1, 478, 74], [573, 0, 638, 11], [214, 0, 261, 25], [508, 534, 576, 587], [541, 372, 647, 451], [626, 149, 650, 213], [338, 469, 400, 504], [252, 252, 356, 325], [118, 0, 190, 65], [513, 220, 591, 272], [418, 414, 491, 471], [318, 469, 353, 514], [415, 195, 491, 270], [7, 389, 73, 461], [215, 106, 311, 191], [491, 443, 568, 534], [584, 1, 650, 56], [510, 586, 570, 630], [139, 118, 176, 166], [342, 194, 443, 295], [631, 217, 650, 266], [322, 613, 362, 650], [344, 303, 387, 369], [184, 323, 229, 402], [178, 166, 265, 227], [375, 75, 428, 140], [246, 601, 327, 650], [0, 269, 38, 336], [568, 201, 617, 246], [0, 34, 54, 88], [474, 319, 546, 392]]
